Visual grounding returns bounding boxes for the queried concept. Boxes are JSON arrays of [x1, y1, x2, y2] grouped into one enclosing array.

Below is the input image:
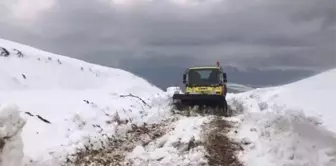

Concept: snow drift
[[0, 104, 26, 166], [230, 68, 336, 166], [0, 38, 171, 165]]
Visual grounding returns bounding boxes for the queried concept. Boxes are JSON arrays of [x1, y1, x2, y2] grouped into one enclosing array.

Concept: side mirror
[[183, 74, 187, 84], [223, 73, 227, 83]]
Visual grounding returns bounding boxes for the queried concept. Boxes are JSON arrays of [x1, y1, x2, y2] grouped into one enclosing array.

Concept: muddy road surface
[[65, 105, 244, 166]]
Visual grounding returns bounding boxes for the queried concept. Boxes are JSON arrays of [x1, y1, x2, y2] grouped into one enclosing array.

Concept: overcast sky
[[1, 0, 335, 88]]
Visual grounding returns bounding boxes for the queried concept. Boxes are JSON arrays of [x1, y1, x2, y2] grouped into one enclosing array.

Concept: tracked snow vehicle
[[172, 62, 228, 115]]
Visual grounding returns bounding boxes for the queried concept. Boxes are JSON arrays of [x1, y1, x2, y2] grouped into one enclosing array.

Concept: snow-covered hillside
[[229, 68, 336, 166], [0, 38, 171, 165], [0, 39, 159, 93], [2, 38, 236, 166], [2, 38, 335, 166]]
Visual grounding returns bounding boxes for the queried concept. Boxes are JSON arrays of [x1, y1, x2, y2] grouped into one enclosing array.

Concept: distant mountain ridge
[[130, 65, 318, 91]]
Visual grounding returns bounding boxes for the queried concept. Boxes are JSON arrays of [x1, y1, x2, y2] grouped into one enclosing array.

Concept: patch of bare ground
[[202, 116, 244, 166], [63, 120, 172, 166]]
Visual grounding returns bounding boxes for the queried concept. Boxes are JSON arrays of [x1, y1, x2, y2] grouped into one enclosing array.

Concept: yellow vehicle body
[[172, 62, 228, 115], [185, 86, 224, 95]]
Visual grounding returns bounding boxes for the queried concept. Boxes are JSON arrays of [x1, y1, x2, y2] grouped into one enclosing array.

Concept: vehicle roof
[[188, 66, 220, 70]]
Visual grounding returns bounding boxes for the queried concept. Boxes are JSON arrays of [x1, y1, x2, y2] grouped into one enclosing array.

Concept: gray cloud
[[0, 0, 335, 88]]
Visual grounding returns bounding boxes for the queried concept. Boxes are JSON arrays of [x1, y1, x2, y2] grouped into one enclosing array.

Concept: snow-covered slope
[[0, 38, 170, 165], [0, 39, 159, 93], [267, 68, 336, 132], [229, 68, 336, 166]]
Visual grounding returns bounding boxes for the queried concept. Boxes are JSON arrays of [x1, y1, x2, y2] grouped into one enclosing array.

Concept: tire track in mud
[[63, 115, 205, 166], [201, 116, 243, 166], [63, 119, 173, 166], [183, 103, 244, 166], [172, 103, 245, 166], [64, 103, 244, 166]]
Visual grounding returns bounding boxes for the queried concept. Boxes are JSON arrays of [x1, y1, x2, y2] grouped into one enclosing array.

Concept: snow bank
[[253, 68, 336, 132], [125, 116, 210, 165], [234, 110, 336, 166], [166, 86, 183, 96], [229, 68, 336, 166], [0, 38, 167, 164], [0, 104, 26, 166]]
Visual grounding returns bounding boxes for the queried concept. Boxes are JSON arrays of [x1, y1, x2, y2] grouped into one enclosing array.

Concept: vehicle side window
[[219, 71, 223, 81]]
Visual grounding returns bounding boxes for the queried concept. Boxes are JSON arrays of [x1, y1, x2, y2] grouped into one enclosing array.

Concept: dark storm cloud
[[1, 0, 335, 71]]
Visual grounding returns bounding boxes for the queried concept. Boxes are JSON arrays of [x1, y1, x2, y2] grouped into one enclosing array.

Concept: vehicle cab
[[182, 62, 227, 96]]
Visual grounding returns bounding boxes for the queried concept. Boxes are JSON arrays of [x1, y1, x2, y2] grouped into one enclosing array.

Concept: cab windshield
[[188, 68, 220, 86]]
